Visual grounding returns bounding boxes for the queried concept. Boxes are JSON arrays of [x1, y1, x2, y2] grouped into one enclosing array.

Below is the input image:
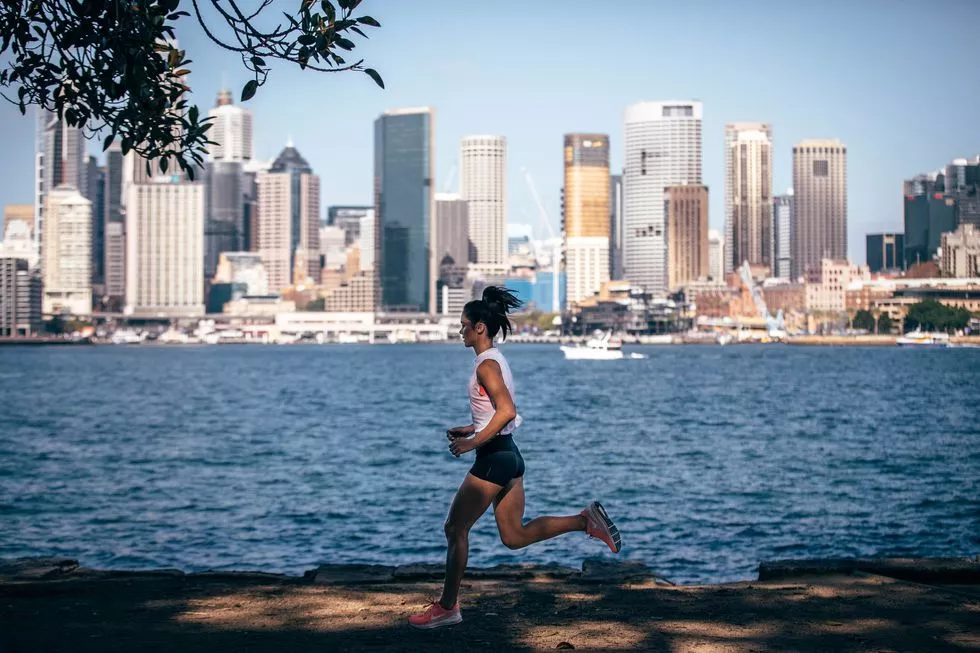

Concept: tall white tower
[[623, 101, 702, 295], [460, 135, 506, 267], [207, 88, 254, 162], [724, 123, 772, 274]]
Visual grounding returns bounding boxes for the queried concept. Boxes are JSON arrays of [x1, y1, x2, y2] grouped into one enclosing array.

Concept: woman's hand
[[447, 425, 474, 440], [449, 436, 477, 457]]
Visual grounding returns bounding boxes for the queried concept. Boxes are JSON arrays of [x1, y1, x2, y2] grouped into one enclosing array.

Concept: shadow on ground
[[1, 566, 979, 652]]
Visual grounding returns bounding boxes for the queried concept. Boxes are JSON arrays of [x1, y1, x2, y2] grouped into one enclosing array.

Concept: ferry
[[896, 330, 951, 348], [560, 331, 624, 360]]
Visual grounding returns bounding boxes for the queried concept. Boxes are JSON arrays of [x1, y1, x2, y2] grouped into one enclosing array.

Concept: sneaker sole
[[409, 612, 463, 630], [592, 501, 622, 553]]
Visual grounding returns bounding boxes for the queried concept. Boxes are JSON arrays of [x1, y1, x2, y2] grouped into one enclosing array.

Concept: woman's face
[[459, 312, 482, 348]]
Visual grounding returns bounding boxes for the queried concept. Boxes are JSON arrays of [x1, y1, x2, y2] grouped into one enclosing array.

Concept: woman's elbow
[[499, 406, 518, 422]]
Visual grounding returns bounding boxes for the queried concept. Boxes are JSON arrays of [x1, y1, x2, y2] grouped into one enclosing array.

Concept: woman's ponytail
[[463, 285, 523, 340]]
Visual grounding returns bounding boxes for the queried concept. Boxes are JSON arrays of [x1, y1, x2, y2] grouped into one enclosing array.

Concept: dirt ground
[[2, 570, 979, 652]]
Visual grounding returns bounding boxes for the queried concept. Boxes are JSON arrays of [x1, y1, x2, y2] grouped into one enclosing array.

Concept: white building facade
[[42, 187, 91, 315], [460, 135, 506, 266], [125, 182, 205, 316], [623, 101, 702, 295], [724, 123, 772, 274], [207, 88, 254, 162]]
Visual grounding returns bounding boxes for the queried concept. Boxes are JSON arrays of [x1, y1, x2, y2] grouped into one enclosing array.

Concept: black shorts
[[468, 433, 525, 487]]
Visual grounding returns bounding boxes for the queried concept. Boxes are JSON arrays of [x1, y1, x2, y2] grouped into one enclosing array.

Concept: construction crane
[[520, 167, 562, 313]]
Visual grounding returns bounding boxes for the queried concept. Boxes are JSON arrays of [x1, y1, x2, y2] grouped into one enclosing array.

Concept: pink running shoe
[[582, 501, 622, 553], [408, 601, 462, 629]]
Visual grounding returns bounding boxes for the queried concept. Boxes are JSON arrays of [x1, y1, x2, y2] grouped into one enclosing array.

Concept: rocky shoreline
[[2, 556, 978, 651]]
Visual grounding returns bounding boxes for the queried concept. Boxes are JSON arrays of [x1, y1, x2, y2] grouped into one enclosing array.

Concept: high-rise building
[[725, 123, 772, 273], [86, 156, 106, 292], [866, 233, 905, 273], [940, 224, 980, 277], [3, 205, 33, 235], [36, 111, 86, 265], [903, 192, 957, 267], [125, 181, 204, 316], [0, 255, 42, 337], [665, 184, 709, 291], [42, 187, 92, 315], [375, 107, 435, 313], [609, 173, 623, 280], [708, 229, 724, 282], [944, 157, 980, 227], [103, 144, 125, 303], [255, 145, 321, 292], [461, 135, 506, 266], [204, 160, 244, 280], [327, 206, 373, 243], [772, 190, 794, 280], [792, 139, 847, 278], [434, 193, 469, 268], [623, 101, 702, 295], [241, 158, 269, 252], [207, 88, 253, 162], [563, 134, 610, 307]]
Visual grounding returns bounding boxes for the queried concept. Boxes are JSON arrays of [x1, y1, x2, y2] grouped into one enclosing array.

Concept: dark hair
[[464, 286, 523, 341]]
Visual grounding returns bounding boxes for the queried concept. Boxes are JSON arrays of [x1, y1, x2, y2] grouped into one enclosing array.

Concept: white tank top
[[469, 348, 522, 435]]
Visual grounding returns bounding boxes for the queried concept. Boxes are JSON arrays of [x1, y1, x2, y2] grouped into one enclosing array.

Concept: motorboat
[[560, 331, 624, 360], [110, 329, 142, 345], [896, 330, 950, 348]]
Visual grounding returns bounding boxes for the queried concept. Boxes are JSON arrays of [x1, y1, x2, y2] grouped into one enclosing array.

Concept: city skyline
[[1, 1, 978, 265]]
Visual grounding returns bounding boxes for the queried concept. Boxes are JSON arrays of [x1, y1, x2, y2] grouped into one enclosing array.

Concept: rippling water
[[1, 343, 978, 584]]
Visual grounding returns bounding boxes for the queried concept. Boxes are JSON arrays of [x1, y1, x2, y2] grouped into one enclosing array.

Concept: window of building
[[813, 160, 829, 177]]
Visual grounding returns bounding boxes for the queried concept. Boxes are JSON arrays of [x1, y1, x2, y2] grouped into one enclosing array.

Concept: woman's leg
[[492, 477, 586, 550], [438, 473, 500, 609]]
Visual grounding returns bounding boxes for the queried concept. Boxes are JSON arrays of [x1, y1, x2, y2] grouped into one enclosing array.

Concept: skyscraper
[[944, 157, 980, 227], [86, 156, 105, 292], [255, 144, 321, 292], [563, 133, 610, 307], [374, 107, 435, 313], [708, 229, 724, 282], [665, 184, 709, 291], [866, 233, 905, 273], [42, 187, 92, 315], [623, 101, 702, 295], [792, 139, 847, 278], [460, 135, 506, 266], [434, 193, 469, 268], [609, 173, 623, 280], [204, 160, 244, 279], [36, 111, 86, 266], [725, 123, 772, 273], [903, 192, 956, 267], [772, 190, 794, 280], [207, 88, 253, 162], [103, 144, 125, 303], [125, 182, 204, 316]]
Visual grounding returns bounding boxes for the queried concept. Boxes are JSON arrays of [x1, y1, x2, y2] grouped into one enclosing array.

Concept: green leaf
[[335, 36, 354, 50], [251, 55, 266, 67], [159, 156, 169, 173], [356, 15, 380, 27], [322, 0, 336, 22], [297, 34, 316, 45], [241, 79, 258, 102], [364, 68, 384, 89], [174, 68, 190, 76], [103, 134, 114, 150]]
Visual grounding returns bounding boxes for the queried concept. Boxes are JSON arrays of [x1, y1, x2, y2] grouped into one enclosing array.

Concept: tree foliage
[[904, 300, 971, 333], [853, 309, 875, 332], [0, 0, 382, 179]]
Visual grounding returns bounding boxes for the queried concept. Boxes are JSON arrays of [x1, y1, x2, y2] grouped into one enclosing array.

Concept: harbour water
[[0, 343, 977, 584]]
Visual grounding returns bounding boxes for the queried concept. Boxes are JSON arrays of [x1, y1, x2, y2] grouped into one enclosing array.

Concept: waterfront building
[[665, 184, 709, 291], [724, 123, 772, 273], [772, 190, 794, 280], [563, 133, 610, 307], [461, 135, 506, 266], [940, 224, 980, 278], [42, 187, 92, 315], [792, 140, 847, 279], [207, 88, 253, 162], [866, 233, 905, 273]]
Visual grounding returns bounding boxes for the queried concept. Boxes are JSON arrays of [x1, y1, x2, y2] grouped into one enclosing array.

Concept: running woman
[[409, 286, 622, 630]]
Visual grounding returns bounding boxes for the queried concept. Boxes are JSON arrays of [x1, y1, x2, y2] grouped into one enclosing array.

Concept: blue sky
[[1, 0, 978, 263]]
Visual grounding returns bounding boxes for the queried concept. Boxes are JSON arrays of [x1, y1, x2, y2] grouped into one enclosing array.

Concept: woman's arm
[[450, 360, 516, 456]]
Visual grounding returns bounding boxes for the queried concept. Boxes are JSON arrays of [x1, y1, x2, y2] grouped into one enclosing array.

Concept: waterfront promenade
[[2, 557, 978, 652]]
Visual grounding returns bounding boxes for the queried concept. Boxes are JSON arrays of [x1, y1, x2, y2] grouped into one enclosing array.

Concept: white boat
[[110, 329, 142, 345], [896, 330, 950, 348], [560, 331, 625, 360]]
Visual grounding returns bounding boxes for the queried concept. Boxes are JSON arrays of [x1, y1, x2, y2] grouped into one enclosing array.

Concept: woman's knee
[[444, 519, 469, 542], [499, 529, 525, 550]]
